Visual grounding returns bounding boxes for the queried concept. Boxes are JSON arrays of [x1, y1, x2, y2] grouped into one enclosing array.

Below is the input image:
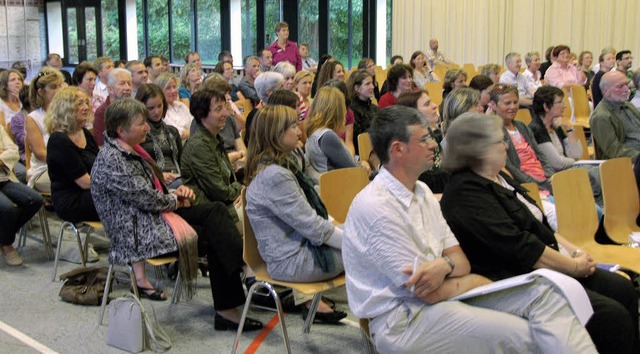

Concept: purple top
[[10, 112, 26, 162], [268, 40, 302, 72]]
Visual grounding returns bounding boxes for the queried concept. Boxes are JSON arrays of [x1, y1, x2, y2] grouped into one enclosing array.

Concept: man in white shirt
[[144, 55, 165, 83], [499, 52, 533, 106], [299, 44, 317, 73], [343, 105, 596, 353], [93, 57, 114, 100]]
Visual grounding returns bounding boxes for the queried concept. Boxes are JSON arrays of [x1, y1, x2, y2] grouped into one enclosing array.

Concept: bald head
[[429, 39, 439, 51], [600, 71, 631, 102]]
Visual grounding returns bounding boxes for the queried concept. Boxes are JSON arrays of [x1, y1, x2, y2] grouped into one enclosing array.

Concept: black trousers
[[580, 268, 639, 354], [0, 181, 43, 246], [176, 201, 245, 311]]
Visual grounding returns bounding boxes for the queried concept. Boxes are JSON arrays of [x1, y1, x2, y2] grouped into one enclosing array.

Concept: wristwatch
[[442, 255, 455, 276]]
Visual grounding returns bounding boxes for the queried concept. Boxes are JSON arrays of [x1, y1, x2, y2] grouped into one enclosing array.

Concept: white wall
[[1, 2, 42, 69]]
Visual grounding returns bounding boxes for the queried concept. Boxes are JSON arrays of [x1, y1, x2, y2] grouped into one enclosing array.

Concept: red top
[[378, 93, 397, 109], [268, 40, 302, 72]]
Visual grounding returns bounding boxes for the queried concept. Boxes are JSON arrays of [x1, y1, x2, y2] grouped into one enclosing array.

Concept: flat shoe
[[214, 314, 263, 331], [3, 249, 23, 266], [133, 286, 167, 301], [302, 307, 346, 324]]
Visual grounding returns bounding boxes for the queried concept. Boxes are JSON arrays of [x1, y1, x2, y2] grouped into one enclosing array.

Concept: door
[[63, 0, 103, 65]]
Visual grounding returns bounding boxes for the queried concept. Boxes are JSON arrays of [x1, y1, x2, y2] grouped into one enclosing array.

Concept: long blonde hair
[[45, 86, 88, 134], [30, 67, 65, 109], [245, 105, 299, 185], [305, 86, 346, 137]]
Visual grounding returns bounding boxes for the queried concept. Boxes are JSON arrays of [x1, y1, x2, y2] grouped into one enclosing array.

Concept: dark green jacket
[[181, 124, 242, 221]]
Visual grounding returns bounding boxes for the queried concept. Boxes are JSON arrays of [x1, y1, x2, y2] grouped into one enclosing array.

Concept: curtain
[[393, 0, 640, 68]]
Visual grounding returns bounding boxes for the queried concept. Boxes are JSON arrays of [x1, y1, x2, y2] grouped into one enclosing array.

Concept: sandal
[[132, 286, 167, 301]]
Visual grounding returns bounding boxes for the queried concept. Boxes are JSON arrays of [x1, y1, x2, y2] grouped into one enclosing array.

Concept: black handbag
[[58, 266, 109, 306]]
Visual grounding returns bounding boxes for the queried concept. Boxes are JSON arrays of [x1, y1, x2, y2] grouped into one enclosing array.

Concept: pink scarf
[[118, 139, 199, 299]]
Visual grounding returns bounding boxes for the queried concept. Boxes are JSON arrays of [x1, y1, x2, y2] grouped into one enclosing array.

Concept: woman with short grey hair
[[272, 61, 296, 90], [244, 71, 285, 146]]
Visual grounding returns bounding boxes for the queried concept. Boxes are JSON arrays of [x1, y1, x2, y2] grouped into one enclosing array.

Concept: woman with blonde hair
[[25, 67, 66, 192], [155, 73, 193, 140], [294, 70, 313, 121], [46, 86, 99, 223], [442, 69, 468, 102], [305, 87, 369, 182], [245, 105, 346, 323], [178, 63, 203, 108]]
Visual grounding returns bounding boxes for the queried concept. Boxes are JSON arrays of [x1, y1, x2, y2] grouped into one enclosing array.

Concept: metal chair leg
[[129, 265, 140, 299], [171, 271, 182, 304], [303, 293, 322, 333], [231, 281, 291, 354], [98, 264, 114, 325], [51, 221, 70, 282]]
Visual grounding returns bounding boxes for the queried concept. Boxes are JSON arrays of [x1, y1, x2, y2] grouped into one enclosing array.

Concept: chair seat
[[253, 263, 346, 296], [579, 242, 640, 274], [83, 221, 103, 229], [146, 256, 178, 267]]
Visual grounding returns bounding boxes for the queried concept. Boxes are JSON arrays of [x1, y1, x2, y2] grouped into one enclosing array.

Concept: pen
[[411, 256, 419, 293]]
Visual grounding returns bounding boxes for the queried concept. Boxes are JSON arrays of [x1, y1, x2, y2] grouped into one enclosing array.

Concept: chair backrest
[[433, 65, 447, 83], [424, 82, 443, 106], [572, 125, 591, 160], [374, 68, 387, 90], [515, 108, 532, 125], [357, 132, 372, 162], [319, 167, 369, 224], [241, 189, 267, 270], [561, 88, 572, 120], [571, 85, 590, 124], [551, 168, 600, 246], [600, 157, 640, 244], [462, 63, 476, 77], [24, 129, 31, 170], [4, 122, 16, 144], [521, 182, 544, 212]]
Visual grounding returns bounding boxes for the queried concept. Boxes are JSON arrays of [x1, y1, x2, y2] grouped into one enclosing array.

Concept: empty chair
[[599, 157, 640, 244], [319, 167, 369, 224]]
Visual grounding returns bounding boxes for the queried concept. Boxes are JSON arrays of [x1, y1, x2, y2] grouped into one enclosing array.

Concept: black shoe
[[301, 307, 347, 324], [214, 314, 263, 331]]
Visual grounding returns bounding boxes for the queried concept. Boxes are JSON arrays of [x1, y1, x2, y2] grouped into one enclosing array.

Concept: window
[[329, 0, 363, 69], [101, 1, 120, 59], [196, 0, 222, 65], [241, 0, 257, 60], [386, 0, 392, 64], [298, 0, 319, 61], [67, 8, 79, 63], [172, 0, 191, 64], [264, 0, 281, 47], [148, 0, 170, 57]]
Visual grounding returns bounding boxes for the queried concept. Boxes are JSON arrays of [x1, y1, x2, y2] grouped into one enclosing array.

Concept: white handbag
[[106, 293, 171, 353]]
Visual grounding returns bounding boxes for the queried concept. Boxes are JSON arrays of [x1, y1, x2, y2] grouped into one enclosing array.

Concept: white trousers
[[369, 278, 596, 354]]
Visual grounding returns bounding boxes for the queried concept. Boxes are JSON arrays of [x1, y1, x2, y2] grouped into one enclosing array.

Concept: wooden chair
[[233, 189, 346, 353], [433, 65, 448, 83], [357, 132, 373, 163], [319, 167, 369, 224], [571, 125, 592, 160], [374, 68, 387, 90], [561, 88, 572, 122], [521, 183, 544, 212], [462, 63, 476, 77], [570, 86, 591, 128], [551, 168, 640, 273], [98, 256, 182, 325], [424, 82, 444, 106], [599, 157, 640, 244], [359, 318, 377, 353], [515, 108, 532, 125]]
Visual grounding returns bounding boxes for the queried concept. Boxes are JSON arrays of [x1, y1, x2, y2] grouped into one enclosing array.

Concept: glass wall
[[196, 0, 222, 64], [264, 0, 281, 47], [329, 0, 363, 69], [147, 0, 170, 58], [101, 1, 120, 59], [241, 0, 257, 60], [171, 0, 191, 64], [298, 0, 319, 61]]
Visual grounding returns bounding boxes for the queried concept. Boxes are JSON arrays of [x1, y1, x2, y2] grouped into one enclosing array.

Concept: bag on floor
[[58, 266, 109, 305], [107, 293, 171, 353]]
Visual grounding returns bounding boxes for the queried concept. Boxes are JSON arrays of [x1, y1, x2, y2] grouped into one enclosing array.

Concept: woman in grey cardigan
[[245, 105, 346, 323]]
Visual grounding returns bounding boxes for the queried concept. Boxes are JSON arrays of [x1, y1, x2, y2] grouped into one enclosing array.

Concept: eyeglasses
[[411, 134, 435, 145]]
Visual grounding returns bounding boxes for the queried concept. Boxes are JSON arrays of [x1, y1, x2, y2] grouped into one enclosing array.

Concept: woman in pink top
[[268, 22, 302, 72], [544, 45, 586, 89]]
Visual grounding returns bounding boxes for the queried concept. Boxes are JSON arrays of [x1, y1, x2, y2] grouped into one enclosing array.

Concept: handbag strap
[[123, 293, 171, 352]]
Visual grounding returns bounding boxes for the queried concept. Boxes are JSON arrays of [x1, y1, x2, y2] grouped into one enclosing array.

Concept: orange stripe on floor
[[244, 314, 282, 354]]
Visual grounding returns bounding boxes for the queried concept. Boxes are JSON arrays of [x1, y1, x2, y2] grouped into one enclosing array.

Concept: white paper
[[450, 269, 593, 325]]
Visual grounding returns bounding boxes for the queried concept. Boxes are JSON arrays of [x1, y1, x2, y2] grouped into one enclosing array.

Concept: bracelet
[[571, 260, 579, 276], [442, 256, 455, 276]]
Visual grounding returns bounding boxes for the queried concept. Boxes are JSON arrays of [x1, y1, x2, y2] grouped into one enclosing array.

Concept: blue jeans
[[0, 181, 44, 246]]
